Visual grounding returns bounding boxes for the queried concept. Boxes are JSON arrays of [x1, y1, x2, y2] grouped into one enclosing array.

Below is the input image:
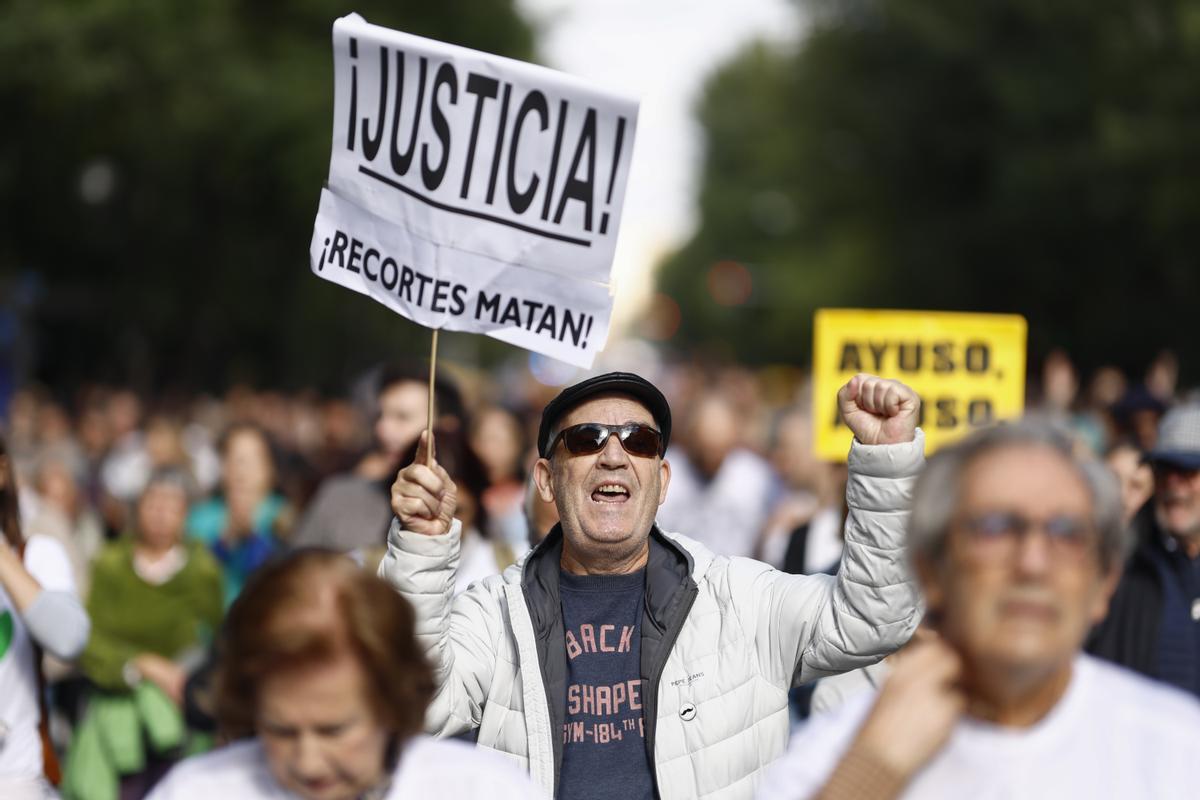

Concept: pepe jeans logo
[[669, 671, 705, 688], [0, 611, 12, 660]]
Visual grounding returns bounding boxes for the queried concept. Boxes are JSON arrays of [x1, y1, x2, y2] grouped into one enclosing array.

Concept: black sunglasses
[[549, 422, 664, 458]]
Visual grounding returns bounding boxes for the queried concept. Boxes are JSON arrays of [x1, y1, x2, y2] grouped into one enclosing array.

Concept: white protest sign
[[309, 14, 639, 367]]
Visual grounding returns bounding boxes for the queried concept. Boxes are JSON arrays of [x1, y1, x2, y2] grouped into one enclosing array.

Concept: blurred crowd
[[0, 346, 1193, 799]]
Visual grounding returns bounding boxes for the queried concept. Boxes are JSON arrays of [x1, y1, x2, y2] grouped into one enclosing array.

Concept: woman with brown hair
[[147, 550, 537, 800], [0, 435, 91, 799]]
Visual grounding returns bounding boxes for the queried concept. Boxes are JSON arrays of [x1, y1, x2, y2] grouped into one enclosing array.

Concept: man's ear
[[657, 457, 671, 506], [533, 458, 556, 504]]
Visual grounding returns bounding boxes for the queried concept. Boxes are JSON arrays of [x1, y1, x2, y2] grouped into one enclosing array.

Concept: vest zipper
[[644, 580, 699, 798]]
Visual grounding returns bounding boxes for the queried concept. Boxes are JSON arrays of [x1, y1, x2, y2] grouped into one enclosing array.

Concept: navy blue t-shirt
[[556, 569, 654, 800]]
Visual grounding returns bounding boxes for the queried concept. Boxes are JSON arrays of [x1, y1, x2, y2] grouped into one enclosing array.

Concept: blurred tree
[[0, 0, 534, 394], [658, 0, 1200, 379]]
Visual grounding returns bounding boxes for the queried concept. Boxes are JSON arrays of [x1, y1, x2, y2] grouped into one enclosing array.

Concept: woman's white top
[[0, 535, 77, 780], [148, 734, 541, 799]]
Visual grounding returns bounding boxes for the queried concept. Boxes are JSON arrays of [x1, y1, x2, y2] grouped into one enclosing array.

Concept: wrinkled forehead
[[558, 392, 657, 430]]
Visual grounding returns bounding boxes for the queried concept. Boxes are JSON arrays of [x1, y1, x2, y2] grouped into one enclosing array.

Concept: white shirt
[[148, 735, 541, 799], [657, 447, 780, 559], [758, 655, 1200, 800], [0, 535, 76, 779], [455, 529, 503, 596]]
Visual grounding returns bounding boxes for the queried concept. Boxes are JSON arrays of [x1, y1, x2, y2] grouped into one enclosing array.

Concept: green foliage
[[0, 0, 534, 392], [659, 0, 1200, 376]]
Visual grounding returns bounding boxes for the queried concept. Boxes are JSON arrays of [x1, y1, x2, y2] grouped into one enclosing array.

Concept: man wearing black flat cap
[[379, 371, 924, 800], [1089, 402, 1200, 697]]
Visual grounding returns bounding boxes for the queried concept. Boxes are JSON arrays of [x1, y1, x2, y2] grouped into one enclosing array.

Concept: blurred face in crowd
[[375, 381, 428, 458], [224, 428, 274, 497], [107, 390, 142, 439], [258, 650, 391, 800], [688, 396, 738, 480], [36, 459, 80, 517], [471, 407, 524, 484], [145, 417, 187, 468], [1153, 462, 1200, 541], [920, 444, 1116, 685], [772, 410, 820, 490], [1130, 409, 1161, 452], [136, 481, 188, 551], [78, 406, 112, 458], [7, 391, 38, 445], [1088, 367, 1126, 408], [535, 394, 670, 568], [1104, 445, 1153, 523], [36, 403, 74, 444], [322, 400, 365, 451], [1041, 351, 1078, 412]]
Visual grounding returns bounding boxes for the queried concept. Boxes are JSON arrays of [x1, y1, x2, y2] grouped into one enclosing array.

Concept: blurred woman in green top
[[66, 468, 222, 800]]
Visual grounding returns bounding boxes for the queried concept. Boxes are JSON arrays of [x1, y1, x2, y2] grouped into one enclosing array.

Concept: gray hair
[[909, 417, 1129, 571]]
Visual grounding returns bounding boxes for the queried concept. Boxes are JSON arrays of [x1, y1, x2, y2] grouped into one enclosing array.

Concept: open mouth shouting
[[592, 482, 632, 503]]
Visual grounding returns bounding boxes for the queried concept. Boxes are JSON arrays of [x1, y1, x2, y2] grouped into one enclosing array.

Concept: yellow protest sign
[[813, 309, 1027, 460]]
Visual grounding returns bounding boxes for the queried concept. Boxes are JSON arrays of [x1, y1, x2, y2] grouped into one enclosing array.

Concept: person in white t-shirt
[[148, 549, 538, 800], [0, 437, 91, 800], [759, 418, 1200, 800]]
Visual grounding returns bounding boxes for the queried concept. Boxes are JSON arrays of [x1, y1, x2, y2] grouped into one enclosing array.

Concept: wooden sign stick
[[426, 328, 439, 467]]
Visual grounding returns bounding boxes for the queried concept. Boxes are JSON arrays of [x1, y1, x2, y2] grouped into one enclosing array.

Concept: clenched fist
[[390, 431, 457, 537], [837, 373, 920, 446]]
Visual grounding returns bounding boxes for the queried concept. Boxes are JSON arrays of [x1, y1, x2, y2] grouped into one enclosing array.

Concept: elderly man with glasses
[[758, 419, 1200, 800], [379, 371, 923, 799]]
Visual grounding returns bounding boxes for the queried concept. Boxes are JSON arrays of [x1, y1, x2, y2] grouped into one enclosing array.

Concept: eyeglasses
[[955, 511, 1096, 562], [549, 422, 664, 459]]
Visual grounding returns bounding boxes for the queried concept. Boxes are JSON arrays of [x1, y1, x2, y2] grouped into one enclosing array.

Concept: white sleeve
[[24, 534, 77, 594], [377, 518, 507, 735], [752, 432, 924, 687], [22, 535, 89, 659]]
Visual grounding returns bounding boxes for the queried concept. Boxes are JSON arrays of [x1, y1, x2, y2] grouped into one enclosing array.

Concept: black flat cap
[[538, 372, 672, 457]]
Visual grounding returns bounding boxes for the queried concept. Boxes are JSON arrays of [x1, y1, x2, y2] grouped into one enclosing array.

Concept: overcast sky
[[516, 0, 801, 332]]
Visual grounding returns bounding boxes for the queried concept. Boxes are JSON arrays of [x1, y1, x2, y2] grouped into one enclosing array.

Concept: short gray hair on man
[[908, 417, 1129, 571]]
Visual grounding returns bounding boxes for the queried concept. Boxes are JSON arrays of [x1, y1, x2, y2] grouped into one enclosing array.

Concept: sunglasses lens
[[562, 424, 608, 455], [557, 423, 663, 457], [622, 425, 662, 457]]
